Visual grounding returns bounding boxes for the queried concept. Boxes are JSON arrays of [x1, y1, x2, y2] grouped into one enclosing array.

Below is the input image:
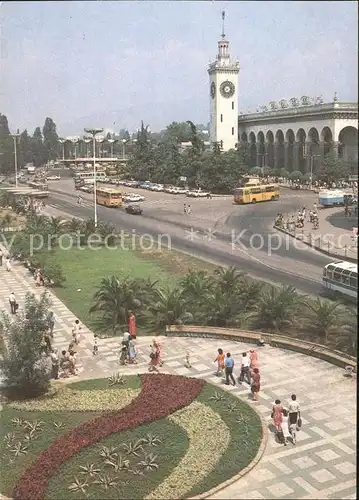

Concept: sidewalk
[[0, 249, 356, 499], [277, 207, 357, 261]]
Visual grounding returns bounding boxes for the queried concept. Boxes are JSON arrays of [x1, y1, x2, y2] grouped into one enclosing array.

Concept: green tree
[[306, 298, 342, 343], [0, 113, 13, 175], [30, 127, 46, 167], [42, 117, 59, 161], [18, 129, 32, 168], [128, 121, 155, 180], [0, 292, 52, 398], [146, 287, 191, 329], [317, 153, 350, 184]]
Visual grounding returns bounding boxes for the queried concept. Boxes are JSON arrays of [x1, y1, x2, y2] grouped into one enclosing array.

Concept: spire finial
[[221, 10, 225, 39]]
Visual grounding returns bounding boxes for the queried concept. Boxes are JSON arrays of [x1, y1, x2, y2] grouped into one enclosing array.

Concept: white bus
[[322, 261, 357, 299], [74, 171, 107, 186]]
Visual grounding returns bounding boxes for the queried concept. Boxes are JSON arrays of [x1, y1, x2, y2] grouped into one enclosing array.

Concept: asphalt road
[[46, 179, 333, 296]]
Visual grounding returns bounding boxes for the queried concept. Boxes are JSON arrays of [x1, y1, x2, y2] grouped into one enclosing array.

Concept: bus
[[27, 181, 49, 191], [74, 171, 107, 188], [234, 181, 280, 204], [96, 187, 123, 208], [322, 261, 357, 299]]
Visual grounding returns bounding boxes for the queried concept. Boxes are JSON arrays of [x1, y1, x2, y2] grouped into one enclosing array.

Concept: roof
[[326, 261, 358, 272], [97, 187, 122, 194]]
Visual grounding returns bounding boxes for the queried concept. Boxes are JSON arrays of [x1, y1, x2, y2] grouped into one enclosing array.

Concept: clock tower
[[208, 11, 240, 151]]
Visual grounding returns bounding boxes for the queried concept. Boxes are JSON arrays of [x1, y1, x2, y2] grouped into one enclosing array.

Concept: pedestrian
[[119, 343, 128, 365], [148, 340, 160, 373], [288, 394, 301, 428], [239, 352, 251, 384], [214, 348, 225, 376], [187, 204, 192, 215], [59, 350, 71, 377], [224, 352, 236, 386], [68, 350, 77, 375], [183, 203, 187, 215], [47, 311, 55, 337], [78, 195, 82, 204], [123, 331, 131, 348], [50, 348, 59, 379], [249, 349, 259, 370], [72, 319, 81, 345], [128, 311, 136, 340], [271, 399, 284, 439], [0, 248, 3, 266], [281, 409, 291, 446], [128, 335, 137, 363], [43, 329, 52, 353], [313, 202, 317, 211], [8, 292, 17, 314], [184, 350, 192, 368], [5, 257, 12, 272], [250, 367, 260, 401], [93, 334, 99, 355]]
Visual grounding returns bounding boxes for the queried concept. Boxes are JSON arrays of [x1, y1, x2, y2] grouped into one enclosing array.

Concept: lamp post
[[107, 138, 115, 158], [70, 137, 79, 160], [96, 136, 104, 158], [11, 130, 20, 187], [58, 138, 66, 162], [84, 128, 103, 228], [304, 144, 321, 190], [122, 139, 127, 159]]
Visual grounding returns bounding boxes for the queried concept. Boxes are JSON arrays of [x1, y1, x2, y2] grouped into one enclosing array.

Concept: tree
[[0, 292, 52, 398], [251, 285, 304, 332], [128, 121, 155, 180], [30, 127, 46, 167], [18, 129, 32, 167], [42, 117, 59, 161], [180, 270, 214, 313], [0, 113, 13, 175], [316, 153, 350, 184], [146, 287, 191, 329], [306, 298, 342, 343]]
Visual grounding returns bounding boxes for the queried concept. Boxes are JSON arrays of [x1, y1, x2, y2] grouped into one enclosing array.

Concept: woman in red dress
[[128, 311, 136, 340]]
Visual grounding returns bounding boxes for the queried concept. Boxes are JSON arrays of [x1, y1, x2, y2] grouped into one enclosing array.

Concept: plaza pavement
[[0, 255, 356, 500]]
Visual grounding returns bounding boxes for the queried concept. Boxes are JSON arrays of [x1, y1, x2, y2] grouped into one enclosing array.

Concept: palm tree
[[237, 279, 264, 312], [251, 285, 304, 332], [335, 307, 357, 355], [46, 216, 67, 235], [66, 218, 84, 233], [306, 298, 342, 343], [199, 288, 245, 327], [1, 213, 13, 231], [146, 287, 191, 329], [214, 266, 243, 293], [89, 276, 152, 332], [180, 270, 213, 312]]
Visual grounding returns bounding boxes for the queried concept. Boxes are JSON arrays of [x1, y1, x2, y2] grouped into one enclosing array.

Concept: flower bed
[[12, 374, 204, 500]]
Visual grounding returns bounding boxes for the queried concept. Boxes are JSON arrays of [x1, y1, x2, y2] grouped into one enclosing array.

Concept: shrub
[[0, 292, 52, 400], [43, 262, 66, 287]]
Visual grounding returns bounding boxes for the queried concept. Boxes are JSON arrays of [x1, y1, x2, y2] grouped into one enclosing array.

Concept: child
[[72, 319, 81, 345], [281, 409, 292, 446], [119, 343, 128, 365], [214, 348, 225, 376], [93, 334, 99, 355]]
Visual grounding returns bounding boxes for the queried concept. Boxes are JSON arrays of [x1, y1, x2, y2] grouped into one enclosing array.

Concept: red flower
[[13, 374, 204, 500]]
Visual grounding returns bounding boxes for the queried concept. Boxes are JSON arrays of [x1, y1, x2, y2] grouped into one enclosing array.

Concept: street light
[[304, 144, 321, 190], [11, 130, 20, 187], [122, 139, 127, 159], [69, 137, 79, 160], [84, 128, 103, 228], [107, 138, 115, 158], [96, 135, 105, 158], [58, 138, 66, 161]]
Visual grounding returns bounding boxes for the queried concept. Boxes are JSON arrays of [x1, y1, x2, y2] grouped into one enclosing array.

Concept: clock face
[[220, 81, 235, 98], [210, 82, 216, 98]]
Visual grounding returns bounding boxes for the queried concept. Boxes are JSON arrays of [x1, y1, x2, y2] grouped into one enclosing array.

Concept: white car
[[186, 190, 210, 198], [46, 175, 61, 181], [123, 193, 145, 203]]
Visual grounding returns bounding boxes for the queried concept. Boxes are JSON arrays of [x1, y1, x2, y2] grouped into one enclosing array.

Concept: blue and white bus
[[322, 261, 357, 299]]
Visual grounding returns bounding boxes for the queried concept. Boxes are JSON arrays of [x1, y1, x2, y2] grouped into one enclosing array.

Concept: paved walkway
[[282, 207, 357, 260], [0, 258, 356, 500]]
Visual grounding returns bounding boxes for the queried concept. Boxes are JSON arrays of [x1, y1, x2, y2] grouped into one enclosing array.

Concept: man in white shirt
[[8, 292, 17, 314], [239, 352, 251, 384], [72, 319, 81, 344]]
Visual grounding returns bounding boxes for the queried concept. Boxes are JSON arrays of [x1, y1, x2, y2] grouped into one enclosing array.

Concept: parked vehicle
[[46, 175, 61, 181], [125, 204, 143, 215], [123, 193, 145, 203], [186, 189, 210, 198]]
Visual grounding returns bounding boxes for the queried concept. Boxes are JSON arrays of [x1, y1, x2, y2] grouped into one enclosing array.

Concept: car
[[46, 175, 61, 181], [123, 193, 145, 203], [186, 189, 210, 198], [125, 204, 143, 215]]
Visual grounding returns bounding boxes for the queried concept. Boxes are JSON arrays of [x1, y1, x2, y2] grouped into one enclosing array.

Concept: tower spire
[[221, 10, 225, 39]]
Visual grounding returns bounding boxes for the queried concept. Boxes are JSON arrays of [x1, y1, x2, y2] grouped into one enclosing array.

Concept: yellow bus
[[234, 182, 279, 204], [96, 187, 123, 207]]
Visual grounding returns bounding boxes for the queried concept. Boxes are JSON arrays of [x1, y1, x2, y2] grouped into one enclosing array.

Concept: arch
[[265, 130, 275, 168], [321, 126, 333, 157], [274, 130, 285, 169], [257, 131, 265, 157], [248, 132, 257, 167], [338, 126, 358, 162], [296, 128, 307, 174], [265, 130, 274, 144], [307, 127, 320, 156], [285, 129, 295, 172]]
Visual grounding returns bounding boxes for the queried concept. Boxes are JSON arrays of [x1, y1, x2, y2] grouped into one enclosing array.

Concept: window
[[220, 140, 223, 149], [265, 185, 275, 192], [232, 101, 234, 110], [232, 127, 234, 135], [220, 114, 223, 122], [333, 270, 342, 282], [349, 276, 357, 288], [250, 187, 261, 194]]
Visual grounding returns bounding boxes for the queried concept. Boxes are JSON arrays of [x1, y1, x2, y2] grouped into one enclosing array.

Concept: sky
[[0, 1, 358, 136]]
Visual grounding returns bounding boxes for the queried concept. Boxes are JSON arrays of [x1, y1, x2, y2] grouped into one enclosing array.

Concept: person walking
[[0, 248, 3, 266], [71, 319, 81, 345], [183, 203, 187, 215], [249, 349, 259, 370], [47, 311, 56, 337], [5, 257, 12, 272], [272, 399, 284, 440], [128, 311, 136, 340], [288, 394, 301, 429], [8, 292, 17, 314], [149, 340, 160, 373], [281, 409, 291, 446], [128, 335, 137, 364], [250, 368, 260, 401], [187, 204, 192, 215], [224, 352, 236, 386], [93, 334, 99, 355], [239, 352, 251, 384], [214, 348, 225, 376]]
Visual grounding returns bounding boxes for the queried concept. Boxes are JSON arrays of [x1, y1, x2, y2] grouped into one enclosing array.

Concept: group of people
[[214, 349, 261, 401], [183, 203, 192, 215], [271, 394, 301, 446]]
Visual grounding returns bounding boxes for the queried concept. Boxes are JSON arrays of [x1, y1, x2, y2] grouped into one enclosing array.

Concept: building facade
[[208, 24, 240, 152], [237, 98, 358, 173]]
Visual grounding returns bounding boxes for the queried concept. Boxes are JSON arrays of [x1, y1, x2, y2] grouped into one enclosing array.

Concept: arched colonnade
[[239, 125, 358, 173]]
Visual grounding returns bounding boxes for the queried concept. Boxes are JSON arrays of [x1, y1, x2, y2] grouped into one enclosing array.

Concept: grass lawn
[[1, 376, 262, 500], [46, 244, 218, 335]]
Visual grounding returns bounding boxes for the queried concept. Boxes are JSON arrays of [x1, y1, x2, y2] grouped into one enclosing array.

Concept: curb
[[189, 399, 268, 499], [273, 224, 357, 264]]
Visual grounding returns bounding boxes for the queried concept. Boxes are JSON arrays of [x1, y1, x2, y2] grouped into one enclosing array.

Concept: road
[[45, 177, 333, 295]]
